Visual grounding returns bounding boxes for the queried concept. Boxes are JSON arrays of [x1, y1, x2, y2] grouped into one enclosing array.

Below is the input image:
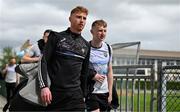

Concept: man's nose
[[80, 17, 84, 22], [102, 31, 106, 35]]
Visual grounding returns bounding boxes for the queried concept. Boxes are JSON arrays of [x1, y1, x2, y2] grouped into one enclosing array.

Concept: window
[[177, 60, 180, 65], [136, 70, 145, 75]]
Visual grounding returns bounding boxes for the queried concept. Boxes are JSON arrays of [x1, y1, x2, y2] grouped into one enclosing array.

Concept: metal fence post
[[157, 60, 162, 112], [150, 64, 155, 112]]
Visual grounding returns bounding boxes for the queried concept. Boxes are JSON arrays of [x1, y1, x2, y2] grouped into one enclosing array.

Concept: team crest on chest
[[104, 51, 108, 57]]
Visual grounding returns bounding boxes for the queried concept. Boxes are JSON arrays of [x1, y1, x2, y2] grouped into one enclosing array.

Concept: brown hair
[[92, 19, 107, 28], [43, 29, 52, 35], [70, 6, 88, 15], [9, 57, 16, 65]]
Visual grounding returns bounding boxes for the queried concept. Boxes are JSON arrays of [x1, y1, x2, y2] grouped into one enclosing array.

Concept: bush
[[114, 80, 180, 90], [134, 81, 180, 90]]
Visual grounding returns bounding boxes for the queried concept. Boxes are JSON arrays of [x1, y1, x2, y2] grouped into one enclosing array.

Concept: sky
[[0, 0, 180, 52]]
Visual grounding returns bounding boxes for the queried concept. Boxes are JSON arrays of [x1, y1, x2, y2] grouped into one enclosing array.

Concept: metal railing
[[113, 65, 155, 112]]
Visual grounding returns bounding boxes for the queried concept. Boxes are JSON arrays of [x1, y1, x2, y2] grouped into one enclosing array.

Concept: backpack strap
[[105, 42, 111, 65]]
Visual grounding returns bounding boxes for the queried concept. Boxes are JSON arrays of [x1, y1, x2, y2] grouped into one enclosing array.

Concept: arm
[[107, 63, 113, 104], [90, 61, 105, 83], [80, 45, 90, 97], [2, 64, 8, 78], [21, 53, 40, 63], [16, 73, 20, 85], [38, 31, 56, 105], [21, 45, 40, 63], [107, 45, 113, 103]]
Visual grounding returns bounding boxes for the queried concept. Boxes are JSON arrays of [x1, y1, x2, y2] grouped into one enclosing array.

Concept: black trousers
[[46, 88, 85, 111], [3, 82, 16, 112], [5, 82, 16, 102]]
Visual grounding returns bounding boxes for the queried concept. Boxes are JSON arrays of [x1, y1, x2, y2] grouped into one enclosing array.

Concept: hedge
[[114, 80, 180, 90]]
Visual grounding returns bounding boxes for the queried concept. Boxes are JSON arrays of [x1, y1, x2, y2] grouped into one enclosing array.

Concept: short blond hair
[[92, 19, 107, 28], [70, 6, 88, 15]]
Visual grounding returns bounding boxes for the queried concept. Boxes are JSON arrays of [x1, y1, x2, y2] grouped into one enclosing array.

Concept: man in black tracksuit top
[[39, 6, 90, 111]]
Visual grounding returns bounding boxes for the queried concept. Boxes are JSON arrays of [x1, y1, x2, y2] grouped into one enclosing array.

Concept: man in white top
[[86, 20, 113, 112]]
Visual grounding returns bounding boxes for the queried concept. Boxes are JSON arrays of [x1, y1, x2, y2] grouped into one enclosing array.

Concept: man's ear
[[69, 16, 71, 22], [90, 29, 93, 34]]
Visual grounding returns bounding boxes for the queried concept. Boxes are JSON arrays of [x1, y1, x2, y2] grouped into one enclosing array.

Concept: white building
[[111, 42, 180, 80]]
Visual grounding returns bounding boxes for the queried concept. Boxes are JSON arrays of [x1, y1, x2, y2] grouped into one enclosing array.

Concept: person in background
[[9, 29, 51, 111], [16, 39, 33, 60], [39, 6, 90, 111], [20, 30, 51, 63], [86, 20, 113, 112], [2, 57, 19, 112]]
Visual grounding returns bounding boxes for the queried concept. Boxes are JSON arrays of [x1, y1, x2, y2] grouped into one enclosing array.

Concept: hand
[[33, 57, 40, 62], [41, 87, 52, 105], [93, 74, 105, 83], [2, 64, 8, 74], [108, 95, 112, 104]]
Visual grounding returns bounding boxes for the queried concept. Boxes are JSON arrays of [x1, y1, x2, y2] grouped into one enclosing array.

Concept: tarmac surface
[[0, 95, 117, 112], [0, 95, 6, 112]]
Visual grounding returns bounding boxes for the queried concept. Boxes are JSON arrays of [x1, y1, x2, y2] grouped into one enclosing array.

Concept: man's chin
[[100, 38, 105, 41], [77, 28, 83, 32]]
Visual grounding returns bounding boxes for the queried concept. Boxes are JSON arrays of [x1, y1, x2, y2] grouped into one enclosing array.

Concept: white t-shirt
[[5, 64, 17, 83], [90, 42, 112, 93]]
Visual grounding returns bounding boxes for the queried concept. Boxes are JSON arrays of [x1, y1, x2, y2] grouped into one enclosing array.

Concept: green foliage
[[0, 47, 15, 68], [166, 81, 180, 90], [115, 80, 179, 90], [135, 81, 158, 90], [134, 81, 180, 90]]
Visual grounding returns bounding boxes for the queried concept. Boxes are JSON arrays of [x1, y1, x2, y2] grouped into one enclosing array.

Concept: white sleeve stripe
[[38, 55, 45, 88]]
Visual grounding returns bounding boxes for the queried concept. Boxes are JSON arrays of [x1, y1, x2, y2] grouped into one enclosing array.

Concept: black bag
[[14, 56, 51, 106], [108, 83, 119, 110]]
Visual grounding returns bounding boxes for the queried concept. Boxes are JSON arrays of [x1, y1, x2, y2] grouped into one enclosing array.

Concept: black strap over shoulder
[[105, 42, 111, 65], [105, 42, 111, 57]]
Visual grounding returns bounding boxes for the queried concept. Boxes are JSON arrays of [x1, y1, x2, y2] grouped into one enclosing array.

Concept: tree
[[0, 47, 15, 68]]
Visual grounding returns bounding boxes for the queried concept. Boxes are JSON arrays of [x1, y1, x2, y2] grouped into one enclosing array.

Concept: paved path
[[0, 95, 6, 112], [0, 95, 118, 112]]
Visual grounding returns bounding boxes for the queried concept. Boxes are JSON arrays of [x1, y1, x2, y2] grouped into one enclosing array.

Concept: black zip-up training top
[[38, 28, 90, 96]]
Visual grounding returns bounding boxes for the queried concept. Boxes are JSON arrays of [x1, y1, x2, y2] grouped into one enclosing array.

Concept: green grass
[[117, 91, 157, 111], [133, 92, 157, 112], [116, 90, 180, 112], [165, 92, 180, 111]]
